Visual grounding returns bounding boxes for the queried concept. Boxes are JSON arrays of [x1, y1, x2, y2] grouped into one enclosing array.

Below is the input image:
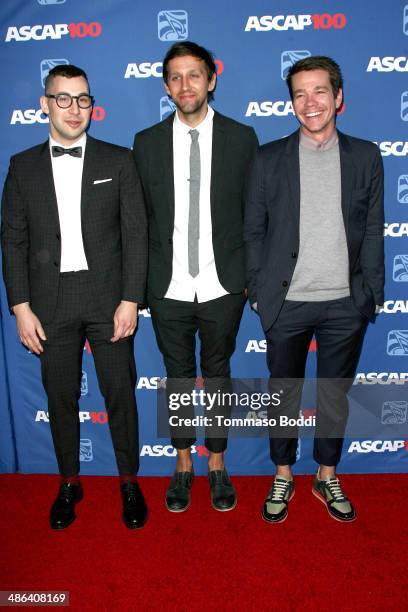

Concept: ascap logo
[[378, 300, 408, 314], [157, 10, 188, 41], [281, 50, 311, 80], [10, 109, 49, 125], [397, 175, 408, 203], [375, 141, 408, 157], [11, 107, 105, 124], [40, 59, 69, 87], [125, 59, 224, 79], [367, 57, 408, 72], [79, 438, 93, 462], [245, 14, 346, 31], [136, 377, 165, 390], [393, 255, 408, 282], [245, 339, 316, 352], [5, 22, 102, 42], [347, 440, 407, 453], [381, 401, 407, 425], [80, 370, 88, 396], [36, 410, 107, 423], [140, 444, 208, 457], [354, 372, 408, 385], [387, 330, 408, 356], [245, 101, 294, 117], [139, 308, 152, 318], [401, 92, 408, 121], [124, 62, 163, 79], [384, 223, 408, 237], [160, 96, 176, 121]]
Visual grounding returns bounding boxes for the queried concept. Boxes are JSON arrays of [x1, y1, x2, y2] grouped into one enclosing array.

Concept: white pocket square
[[93, 178, 112, 184]]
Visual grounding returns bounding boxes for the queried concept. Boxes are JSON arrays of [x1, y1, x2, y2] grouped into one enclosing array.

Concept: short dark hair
[[286, 56, 343, 99], [44, 64, 89, 94], [162, 41, 217, 101]]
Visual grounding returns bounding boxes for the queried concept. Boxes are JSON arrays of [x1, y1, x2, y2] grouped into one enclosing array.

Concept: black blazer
[[133, 111, 258, 299], [1, 135, 147, 322], [244, 130, 385, 332]]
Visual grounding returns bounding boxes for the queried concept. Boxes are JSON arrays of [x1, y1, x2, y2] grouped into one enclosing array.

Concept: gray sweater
[[286, 142, 350, 301]]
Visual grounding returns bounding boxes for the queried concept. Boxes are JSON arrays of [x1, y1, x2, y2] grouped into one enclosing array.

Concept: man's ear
[[40, 95, 49, 115]]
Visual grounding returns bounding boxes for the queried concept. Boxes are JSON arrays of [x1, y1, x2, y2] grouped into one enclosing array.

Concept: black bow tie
[[52, 146, 82, 158]]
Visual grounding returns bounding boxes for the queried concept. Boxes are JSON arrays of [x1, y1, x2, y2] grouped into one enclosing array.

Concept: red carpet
[[1, 474, 406, 611]]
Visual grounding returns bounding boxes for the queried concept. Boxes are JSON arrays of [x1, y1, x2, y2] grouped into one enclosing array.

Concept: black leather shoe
[[165, 470, 194, 512], [121, 481, 148, 529], [50, 482, 83, 530], [208, 469, 236, 511]]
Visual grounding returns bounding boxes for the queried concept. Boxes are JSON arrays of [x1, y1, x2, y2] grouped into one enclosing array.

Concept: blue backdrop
[[1, 0, 407, 476]]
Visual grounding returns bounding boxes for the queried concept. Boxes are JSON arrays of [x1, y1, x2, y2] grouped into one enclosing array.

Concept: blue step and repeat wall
[[0, 0, 407, 476]]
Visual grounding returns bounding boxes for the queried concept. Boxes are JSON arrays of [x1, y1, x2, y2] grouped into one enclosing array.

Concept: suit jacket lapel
[[157, 114, 175, 232], [285, 130, 300, 240], [338, 130, 354, 241], [38, 141, 61, 233], [81, 134, 98, 225], [211, 111, 227, 221]]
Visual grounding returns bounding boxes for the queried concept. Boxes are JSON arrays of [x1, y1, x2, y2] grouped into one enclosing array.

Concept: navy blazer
[[244, 129, 384, 332]]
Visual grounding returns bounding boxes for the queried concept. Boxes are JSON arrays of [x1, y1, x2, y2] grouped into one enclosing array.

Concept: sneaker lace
[[326, 478, 347, 502], [269, 479, 290, 502]]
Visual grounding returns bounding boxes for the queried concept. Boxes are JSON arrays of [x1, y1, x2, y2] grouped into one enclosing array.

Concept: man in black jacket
[[133, 42, 258, 513], [244, 56, 384, 523], [1, 64, 148, 530]]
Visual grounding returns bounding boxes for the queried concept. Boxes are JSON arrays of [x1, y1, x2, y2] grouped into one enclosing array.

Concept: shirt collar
[[299, 129, 338, 152], [49, 133, 87, 154], [173, 105, 214, 136]]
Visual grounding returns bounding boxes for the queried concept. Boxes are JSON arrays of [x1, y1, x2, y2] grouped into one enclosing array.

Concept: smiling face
[[40, 75, 92, 146], [291, 68, 342, 142], [164, 54, 216, 127]]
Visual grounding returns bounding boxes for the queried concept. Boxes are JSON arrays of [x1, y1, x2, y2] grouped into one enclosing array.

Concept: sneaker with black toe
[[262, 475, 294, 523], [165, 470, 194, 512], [312, 471, 356, 522]]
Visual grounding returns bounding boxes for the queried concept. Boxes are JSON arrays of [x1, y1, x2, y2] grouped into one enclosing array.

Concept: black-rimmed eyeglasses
[[46, 93, 94, 109]]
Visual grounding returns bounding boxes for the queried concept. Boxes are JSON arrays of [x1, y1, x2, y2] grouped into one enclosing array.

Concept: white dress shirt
[[49, 134, 88, 272], [165, 106, 227, 302]]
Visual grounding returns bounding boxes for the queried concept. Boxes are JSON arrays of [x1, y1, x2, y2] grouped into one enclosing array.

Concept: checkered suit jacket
[[1, 135, 147, 322]]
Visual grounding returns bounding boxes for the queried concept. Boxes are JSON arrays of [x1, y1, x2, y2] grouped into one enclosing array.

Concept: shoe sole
[[211, 497, 237, 512], [312, 487, 357, 522], [261, 489, 295, 524], [165, 495, 191, 513]]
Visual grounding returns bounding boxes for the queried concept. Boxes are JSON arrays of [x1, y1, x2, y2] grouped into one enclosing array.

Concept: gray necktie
[[188, 129, 200, 278]]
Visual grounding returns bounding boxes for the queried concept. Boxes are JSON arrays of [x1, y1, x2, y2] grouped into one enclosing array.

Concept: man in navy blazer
[[244, 56, 384, 523], [1, 64, 148, 530]]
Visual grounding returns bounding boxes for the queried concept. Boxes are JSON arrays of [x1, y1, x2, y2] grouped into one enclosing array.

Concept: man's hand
[[111, 301, 138, 342], [13, 302, 46, 355]]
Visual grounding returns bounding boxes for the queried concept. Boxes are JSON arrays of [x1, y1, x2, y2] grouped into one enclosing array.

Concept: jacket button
[[291, 252, 297, 258], [282, 280, 288, 287], [168, 238, 172, 244], [56, 233, 60, 240]]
